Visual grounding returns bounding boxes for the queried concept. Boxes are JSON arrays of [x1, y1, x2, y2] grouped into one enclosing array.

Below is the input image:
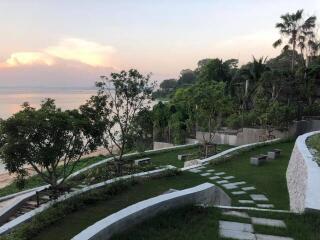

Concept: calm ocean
[[0, 87, 97, 119]]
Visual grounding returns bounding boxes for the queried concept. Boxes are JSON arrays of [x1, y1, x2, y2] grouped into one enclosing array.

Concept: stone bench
[[267, 149, 281, 160], [250, 154, 268, 166], [134, 158, 151, 166], [177, 154, 192, 161]]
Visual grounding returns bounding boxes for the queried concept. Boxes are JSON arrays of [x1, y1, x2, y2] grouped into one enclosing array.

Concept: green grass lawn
[[111, 206, 320, 240], [112, 206, 221, 240], [204, 141, 294, 209], [5, 172, 205, 240]]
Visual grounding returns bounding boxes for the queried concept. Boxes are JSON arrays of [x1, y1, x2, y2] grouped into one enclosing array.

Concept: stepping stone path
[[220, 210, 293, 240], [186, 165, 293, 239], [187, 166, 275, 209]]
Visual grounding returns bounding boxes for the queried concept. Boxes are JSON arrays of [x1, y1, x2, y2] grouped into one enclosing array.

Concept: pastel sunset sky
[[0, 0, 319, 87]]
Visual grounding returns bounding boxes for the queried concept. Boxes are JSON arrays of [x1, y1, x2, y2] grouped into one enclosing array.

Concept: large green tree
[[80, 69, 154, 175], [0, 99, 97, 191]]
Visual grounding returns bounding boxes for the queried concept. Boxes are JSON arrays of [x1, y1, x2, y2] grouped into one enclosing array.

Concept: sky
[[0, 0, 319, 87]]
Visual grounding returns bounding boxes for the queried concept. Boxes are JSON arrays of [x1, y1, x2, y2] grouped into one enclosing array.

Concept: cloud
[[45, 38, 116, 67], [3, 52, 55, 67], [0, 38, 116, 68]]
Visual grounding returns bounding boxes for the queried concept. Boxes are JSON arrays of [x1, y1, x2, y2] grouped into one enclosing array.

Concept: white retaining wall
[[72, 183, 231, 240], [197, 128, 289, 146], [286, 131, 320, 213]]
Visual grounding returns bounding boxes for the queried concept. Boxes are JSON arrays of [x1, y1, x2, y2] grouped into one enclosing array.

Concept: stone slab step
[[232, 191, 246, 195], [222, 211, 250, 219], [255, 234, 294, 240], [220, 228, 255, 240], [251, 217, 286, 228], [219, 220, 253, 232], [250, 194, 269, 201]]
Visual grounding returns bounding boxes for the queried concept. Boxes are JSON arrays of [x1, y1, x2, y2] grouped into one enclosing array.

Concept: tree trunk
[[291, 42, 296, 72]]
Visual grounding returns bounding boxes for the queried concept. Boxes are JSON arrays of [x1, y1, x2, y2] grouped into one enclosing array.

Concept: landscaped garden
[[0, 140, 300, 240]]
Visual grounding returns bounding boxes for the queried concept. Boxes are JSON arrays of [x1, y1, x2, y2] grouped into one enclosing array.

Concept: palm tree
[[273, 9, 316, 71], [240, 57, 269, 110]]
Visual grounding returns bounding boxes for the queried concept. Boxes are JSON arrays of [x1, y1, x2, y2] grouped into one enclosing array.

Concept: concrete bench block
[[267, 149, 281, 160], [177, 154, 192, 161], [250, 155, 267, 166], [134, 158, 151, 166]]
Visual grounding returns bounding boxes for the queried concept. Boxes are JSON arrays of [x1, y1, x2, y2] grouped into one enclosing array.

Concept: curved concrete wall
[[286, 131, 320, 213], [72, 183, 231, 240]]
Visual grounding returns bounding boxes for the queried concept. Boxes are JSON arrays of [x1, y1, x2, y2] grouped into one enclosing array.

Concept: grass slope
[[112, 206, 220, 240], [206, 141, 294, 209]]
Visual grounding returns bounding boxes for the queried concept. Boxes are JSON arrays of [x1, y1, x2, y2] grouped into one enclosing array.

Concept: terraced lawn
[[1, 141, 297, 240], [8, 172, 205, 240], [203, 141, 294, 209]]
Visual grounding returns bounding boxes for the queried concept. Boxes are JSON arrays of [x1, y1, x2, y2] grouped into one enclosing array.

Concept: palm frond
[[273, 39, 282, 48]]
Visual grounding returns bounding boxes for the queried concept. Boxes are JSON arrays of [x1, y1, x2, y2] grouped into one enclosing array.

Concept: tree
[[80, 69, 154, 175], [0, 99, 97, 192], [160, 79, 177, 91], [177, 69, 196, 86], [240, 57, 270, 110], [273, 9, 316, 71], [192, 81, 232, 144]]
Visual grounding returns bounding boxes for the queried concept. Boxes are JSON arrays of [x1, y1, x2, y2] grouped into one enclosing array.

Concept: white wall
[[286, 131, 320, 213], [153, 141, 174, 150], [196, 128, 289, 146]]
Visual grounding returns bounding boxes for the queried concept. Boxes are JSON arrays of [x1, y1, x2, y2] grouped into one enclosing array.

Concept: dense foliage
[[0, 99, 99, 190], [152, 9, 320, 144]]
